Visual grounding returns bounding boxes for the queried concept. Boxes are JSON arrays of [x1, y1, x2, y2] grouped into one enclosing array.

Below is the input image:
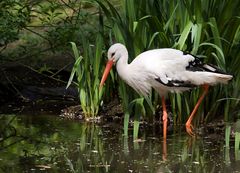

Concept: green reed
[[67, 34, 104, 119], [225, 121, 240, 161]]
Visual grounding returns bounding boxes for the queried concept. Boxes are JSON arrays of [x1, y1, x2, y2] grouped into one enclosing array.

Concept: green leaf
[[66, 56, 83, 89], [70, 42, 80, 60], [191, 23, 202, 54], [123, 111, 130, 137], [199, 42, 225, 69], [176, 21, 193, 50]]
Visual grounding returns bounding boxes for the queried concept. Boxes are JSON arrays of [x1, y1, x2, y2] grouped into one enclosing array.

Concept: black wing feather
[[184, 52, 228, 74], [155, 78, 196, 88]]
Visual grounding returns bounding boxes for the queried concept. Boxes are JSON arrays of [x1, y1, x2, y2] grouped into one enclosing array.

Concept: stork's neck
[[116, 51, 130, 81]]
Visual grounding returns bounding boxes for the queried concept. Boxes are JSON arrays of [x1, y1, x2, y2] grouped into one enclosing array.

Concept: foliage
[[0, 0, 99, 60], [35, 0, 99, 50], [0, 0, 31, 48], [67, 36, 104, 119]]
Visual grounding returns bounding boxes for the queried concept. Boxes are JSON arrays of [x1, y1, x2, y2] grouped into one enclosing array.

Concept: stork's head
[[100, 43, 126, 88], [107, 43, 126, 63]]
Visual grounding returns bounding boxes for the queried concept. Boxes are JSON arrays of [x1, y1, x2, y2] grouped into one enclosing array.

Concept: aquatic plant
[[225, 121, 240, 161], [67, 34, 104, 119]]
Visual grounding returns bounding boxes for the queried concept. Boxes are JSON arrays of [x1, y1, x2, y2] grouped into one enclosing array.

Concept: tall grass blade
[[66, 59, 81, 89], [176, 21, 193, 50], [225, 124, 231, 148], [123, 111, 130, 137], [235, 132, 240, 151], [199, 42, 225, 68], [131, 98, 145, 140]]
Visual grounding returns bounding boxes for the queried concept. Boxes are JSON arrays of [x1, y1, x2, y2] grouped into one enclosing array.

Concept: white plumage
[[106, 43, 232, 97]]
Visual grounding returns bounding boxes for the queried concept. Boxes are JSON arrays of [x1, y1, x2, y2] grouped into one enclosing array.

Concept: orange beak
[[100, 59, 114, 88]]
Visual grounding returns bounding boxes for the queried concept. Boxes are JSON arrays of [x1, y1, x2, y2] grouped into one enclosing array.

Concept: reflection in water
[[0, 114, 240, 172]]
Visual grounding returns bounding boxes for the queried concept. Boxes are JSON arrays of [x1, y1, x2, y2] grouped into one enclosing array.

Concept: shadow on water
[[0, 114, 240, 173]]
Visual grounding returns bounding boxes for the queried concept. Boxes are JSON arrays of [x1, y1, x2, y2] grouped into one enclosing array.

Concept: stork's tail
[[188, 63, 233, 86], [212, 73, 233, 84], [202, 64, 233, 84]]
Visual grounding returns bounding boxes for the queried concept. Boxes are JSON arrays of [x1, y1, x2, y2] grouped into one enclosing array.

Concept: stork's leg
[[162, 137, 167, 161], [186, 84, 209, 136], [161, 96, 168, 160], [162, 96, 168, 139]]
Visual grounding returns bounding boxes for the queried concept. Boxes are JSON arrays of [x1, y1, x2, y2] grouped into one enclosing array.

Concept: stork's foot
[[185, 122, 195, 137]]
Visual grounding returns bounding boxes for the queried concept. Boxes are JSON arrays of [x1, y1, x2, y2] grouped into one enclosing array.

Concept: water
[[0, 114, 240, 173]]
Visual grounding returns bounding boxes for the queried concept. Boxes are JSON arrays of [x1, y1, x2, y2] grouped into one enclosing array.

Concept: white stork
[[100, 43, 233, 138]]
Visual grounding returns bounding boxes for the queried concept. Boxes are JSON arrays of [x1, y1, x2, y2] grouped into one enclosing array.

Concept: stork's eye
[[111, 52, 115, 57]]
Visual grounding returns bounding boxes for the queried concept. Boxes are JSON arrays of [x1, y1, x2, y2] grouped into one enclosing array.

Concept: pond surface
[[0, 114, 240, 173]]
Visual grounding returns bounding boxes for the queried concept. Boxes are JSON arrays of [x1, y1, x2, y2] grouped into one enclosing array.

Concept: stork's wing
[[152, 52, 230, 88]]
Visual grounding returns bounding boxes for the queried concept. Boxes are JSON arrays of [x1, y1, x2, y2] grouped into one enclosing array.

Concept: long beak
[[100, 59, 114, 88]]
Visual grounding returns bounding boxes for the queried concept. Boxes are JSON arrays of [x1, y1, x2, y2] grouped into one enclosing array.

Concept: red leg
[[162, 137, 167, 161], [162, 96, 167, 160], [162, 96, 168, 139], [186, 84, 209, 136]]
